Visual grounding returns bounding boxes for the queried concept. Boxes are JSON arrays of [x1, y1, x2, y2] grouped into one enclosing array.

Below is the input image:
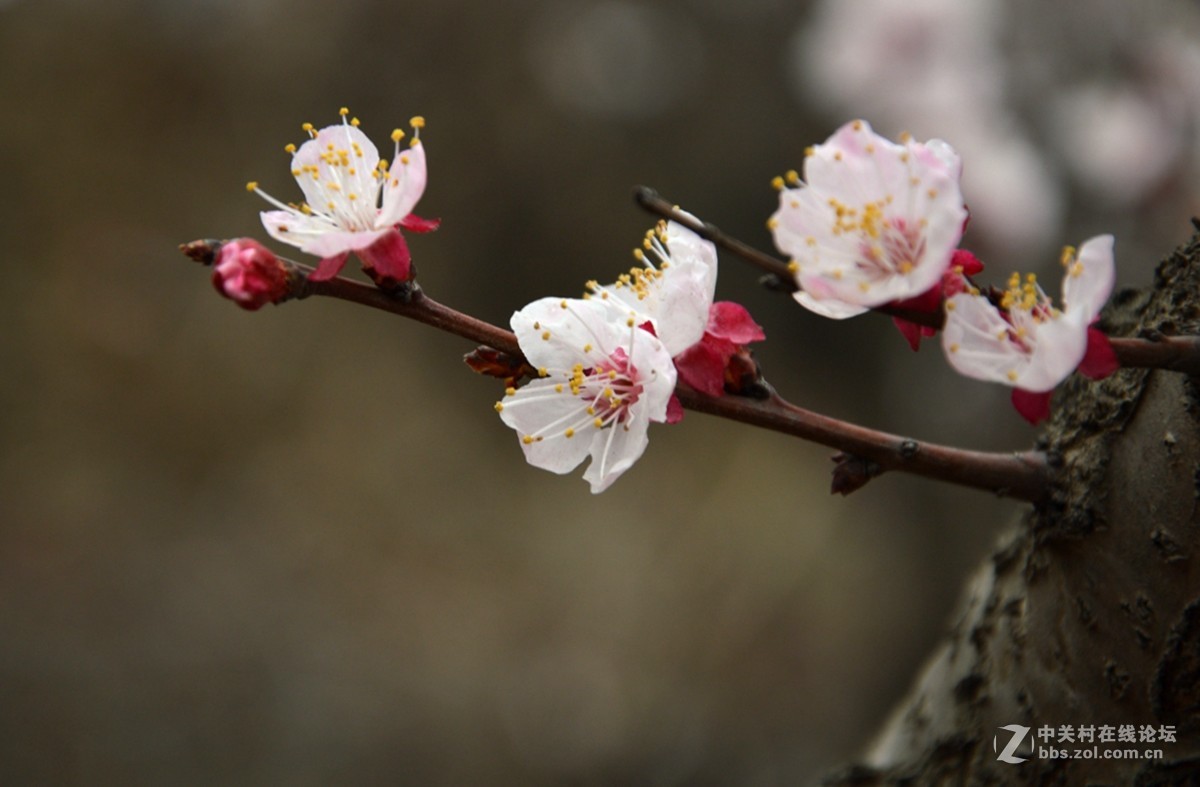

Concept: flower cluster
[[771, 120, 1118, 424], [210, 108, 1125, 495]]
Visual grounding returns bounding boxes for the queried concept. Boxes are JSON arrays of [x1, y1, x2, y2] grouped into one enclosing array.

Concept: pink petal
[[1078, 326, 1119, 380], [399, 213, 441, 233], [307, 252, 350, 281], [378, 141, 428, 227], [950, 248, 984, 277], [892, 317, 924, 352], [675, 337, 734, 397], [356, 229, 411, 283], [1011, 388, 1053, 425], [665, 395, 685, 424], [706, 302, 765, 344]]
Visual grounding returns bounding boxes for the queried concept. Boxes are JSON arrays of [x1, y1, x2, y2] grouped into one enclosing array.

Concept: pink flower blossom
[[769, 120, 968, 319], [247, 109, 437, 287], [211, 238, 290, 311], [496, 297, 677, 493], [941, 235, 1116, 423]]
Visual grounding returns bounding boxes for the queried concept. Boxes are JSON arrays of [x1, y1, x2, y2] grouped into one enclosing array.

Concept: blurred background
[[3, 0, 1199, 783]]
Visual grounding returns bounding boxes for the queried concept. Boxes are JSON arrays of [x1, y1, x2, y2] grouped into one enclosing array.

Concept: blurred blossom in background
[[1, 0, 1198, 783]]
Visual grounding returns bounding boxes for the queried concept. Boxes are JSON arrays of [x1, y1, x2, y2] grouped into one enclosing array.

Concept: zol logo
[[994, 725, 1033, 764]]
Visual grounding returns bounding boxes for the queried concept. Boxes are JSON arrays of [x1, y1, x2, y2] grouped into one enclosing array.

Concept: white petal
[[1016, 318, 1089, 392], [941, 294, 1028, 384], [499, 380, 595, 474], [792, 289, 870, 319], [377, 141, 428, 227], [291, 124, 381, 225], [625, 328, 677, 423], [1061, 234, 1115, 324], [512, 298, 618, 370], [582, 412, 650, 493], [651, 258, 714, 355]]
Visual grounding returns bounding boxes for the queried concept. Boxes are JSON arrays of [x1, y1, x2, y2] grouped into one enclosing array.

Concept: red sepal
[[1011, 388, 1053, 425]]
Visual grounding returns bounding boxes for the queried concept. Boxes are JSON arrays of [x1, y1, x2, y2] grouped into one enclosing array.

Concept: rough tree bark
[[824, 231, 1200, 785]]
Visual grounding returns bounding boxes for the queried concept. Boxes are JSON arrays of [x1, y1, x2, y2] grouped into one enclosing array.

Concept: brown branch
[[634, 186, 1200, 374], [256, 251, 1050, 503], [673, 387, 1050, 503]]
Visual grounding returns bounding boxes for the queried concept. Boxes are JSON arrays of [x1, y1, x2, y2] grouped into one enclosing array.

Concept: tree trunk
[[824, 232, 1200, 785]]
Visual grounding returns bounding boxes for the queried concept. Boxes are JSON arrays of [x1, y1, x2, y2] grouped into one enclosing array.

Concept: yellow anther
[[626, 318, 635, 327], [607, 370, 617, 379], [865, 144, 875, 154], [766, 217, 779, 230], [593, 417, 604, 429], [898, 261, 913, 274], [771, 175, 785, 191], [339, 107, 349, 116], [633, 248, 645, 261], [391, 129, 405, 142], [565, 429, 575, 439], [946, 301, 957, 312], [834, 151, 843, 161], [542, 331, 551, 340], [284, 143, 297, 154], [787, 261, 800, 274], [1006, 370, 1019, 382], [899, 131, 913, 143], [494, 402, 504, 412], [785, 169, 800, 185], [927, 188, 938, 199], [1070, 262, 1084, 278], [555, 384, 563, 393], [858, 281, 870, 292], [410, 116, 426, 129], [949, 343, 960, 353], [522, 435, 534, 445], [1060, 245, 1076, 266], [852, 120, 863, 131], [583, 344, 592, 353], [560, 299, 568, 309], [505, 386, 516, 396], [245, 181, 258, 192], [832, 269, 844, 281], [1026, 273, 1037, 284], [804, 146, 815, 157]]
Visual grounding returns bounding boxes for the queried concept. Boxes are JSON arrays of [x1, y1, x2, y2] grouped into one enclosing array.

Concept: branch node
[[899, 439, 920, 459]]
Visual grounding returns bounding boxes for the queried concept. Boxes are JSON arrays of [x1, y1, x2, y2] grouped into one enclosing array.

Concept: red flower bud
[[211, 239, 290, 311]]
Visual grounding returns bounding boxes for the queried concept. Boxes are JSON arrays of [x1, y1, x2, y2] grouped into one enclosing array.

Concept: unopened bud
[[211, 238, 290, 311]]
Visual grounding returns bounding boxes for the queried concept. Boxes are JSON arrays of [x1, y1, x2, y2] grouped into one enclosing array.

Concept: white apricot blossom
[[770, 119, 968, 318], [941, 234, 1115, 393], [496, 297, 677, 493], [585, 219, 717, 355], [247, 109, 430, 282]]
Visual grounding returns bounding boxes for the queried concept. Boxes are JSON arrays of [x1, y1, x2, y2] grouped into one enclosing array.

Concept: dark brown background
[[2, 0, 1197, 782]]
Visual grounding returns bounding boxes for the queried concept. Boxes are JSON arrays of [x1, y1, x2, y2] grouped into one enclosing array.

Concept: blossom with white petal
[[769, 119, 968, 318], [247, 108, 432, 284], [586, 220, 765, 398], [497, 297, 677, 493], [941, 234, 1115, 395], [586, 219, 717, 355]]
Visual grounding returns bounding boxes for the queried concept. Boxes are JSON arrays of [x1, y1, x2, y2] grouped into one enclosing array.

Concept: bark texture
[[825, 232, 1200, 785]]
